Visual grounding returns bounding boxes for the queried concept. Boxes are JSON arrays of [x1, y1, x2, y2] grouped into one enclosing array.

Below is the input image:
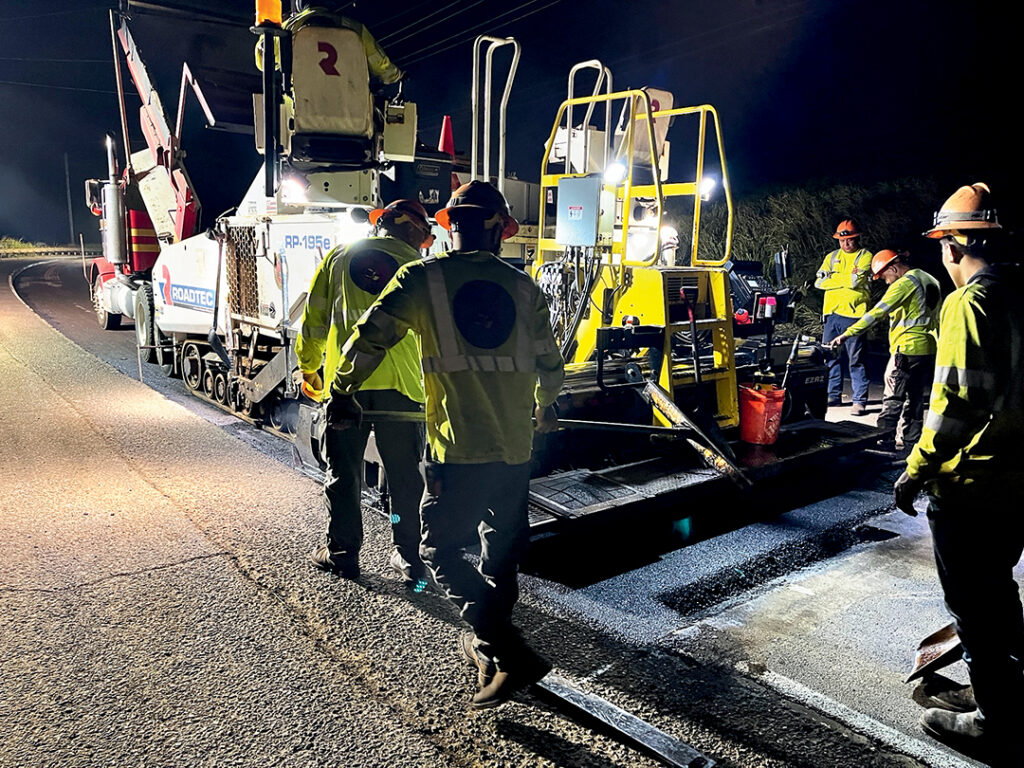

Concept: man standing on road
[[830, 249, 940, 451], [331, 181, 565, 709], [894, 183, 1024, 762], [296, 200, 433, 584], [815, 219, 873, 414]]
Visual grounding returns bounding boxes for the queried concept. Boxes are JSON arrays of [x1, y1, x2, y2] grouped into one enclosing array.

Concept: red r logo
[[318, 42, 340, 76]]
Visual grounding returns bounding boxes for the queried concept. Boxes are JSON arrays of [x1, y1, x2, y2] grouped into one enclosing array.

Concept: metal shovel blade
[[906, 622, 963, 683]]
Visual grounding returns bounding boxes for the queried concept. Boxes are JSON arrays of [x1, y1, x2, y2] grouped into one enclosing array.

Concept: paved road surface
[[4, 256, 1007, 767]]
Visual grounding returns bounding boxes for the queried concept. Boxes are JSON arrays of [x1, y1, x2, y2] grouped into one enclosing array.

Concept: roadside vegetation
[[676, 177, 941, 335], [0, 236, 46, 251]]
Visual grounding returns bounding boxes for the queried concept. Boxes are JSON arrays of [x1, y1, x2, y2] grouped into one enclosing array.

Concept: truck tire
[[134, 283, 156, 363], [92, 273, 121, 330]]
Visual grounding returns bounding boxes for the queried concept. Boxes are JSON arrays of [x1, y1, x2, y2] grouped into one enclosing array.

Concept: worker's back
[[408, 249, 563, 465]]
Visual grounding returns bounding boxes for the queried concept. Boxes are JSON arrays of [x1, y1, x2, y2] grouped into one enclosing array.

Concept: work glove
[[326, 393, 362, 430], [534, 403, 559, 434], [893, 470, 924, 516], [300, 370, 324, 401]]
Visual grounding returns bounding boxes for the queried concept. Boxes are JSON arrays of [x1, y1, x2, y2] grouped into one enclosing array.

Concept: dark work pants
[[928, 485, 1024, 728], [823, 314, 869, 404], [418, 461, 532, 664], [321, 389, 424, 569], [877, 352, 933, 445]]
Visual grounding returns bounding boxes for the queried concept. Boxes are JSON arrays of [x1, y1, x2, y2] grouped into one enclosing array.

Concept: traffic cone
[[437, 114, 461, 191], [438, 115, 455, 157]]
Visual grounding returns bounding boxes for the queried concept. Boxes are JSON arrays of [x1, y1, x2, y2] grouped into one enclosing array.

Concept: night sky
[[0, 0, 1013, 244]]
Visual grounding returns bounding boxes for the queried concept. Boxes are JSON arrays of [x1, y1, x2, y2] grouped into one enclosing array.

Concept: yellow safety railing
[[538, 94, 733, 268], [635, 104, 733, 267], [539, 89, 662, 268]]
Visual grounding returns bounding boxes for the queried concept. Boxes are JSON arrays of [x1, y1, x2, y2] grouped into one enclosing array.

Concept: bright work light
[[699, 176, 716, 201], [603, 161, 627, 185]]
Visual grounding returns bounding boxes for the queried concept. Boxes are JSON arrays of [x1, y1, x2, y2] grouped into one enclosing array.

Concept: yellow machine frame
[[533, 90, 740, 427]]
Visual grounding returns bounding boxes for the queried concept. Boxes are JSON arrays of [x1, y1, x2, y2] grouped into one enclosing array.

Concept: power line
[[0, 57, 110, 63], [397, 0, 548, 61], [374, 0, 438, 27], [5, 3, 112, 22], [0, 78, 120, 95], [402, 0, 562, 67], [386, 0, 487, 48], [378, 0, 465, 44]]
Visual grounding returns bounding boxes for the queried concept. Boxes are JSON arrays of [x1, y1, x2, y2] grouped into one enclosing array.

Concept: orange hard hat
[[434, 180, 519, 240], [870, 249, 902, 279], [833, 219, 861, 239], [923, 182, 1001, 239], [368, 199, 430, 229]]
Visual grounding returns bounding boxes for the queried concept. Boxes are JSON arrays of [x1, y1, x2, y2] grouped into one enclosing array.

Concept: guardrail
[[0, 248, 102, 259]]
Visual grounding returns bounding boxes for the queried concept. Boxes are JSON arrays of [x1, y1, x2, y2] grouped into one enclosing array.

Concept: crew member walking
[[296, 199, 433, 584], [331, 181, 565, 708], [830, 249, 940, 451], [894, 183, 1024, 762], [815, 219, 873, 414]]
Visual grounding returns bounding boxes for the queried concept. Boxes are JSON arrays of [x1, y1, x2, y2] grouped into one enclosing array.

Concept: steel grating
[[225, 225, 259, 320], [529, 470, 645, 519]]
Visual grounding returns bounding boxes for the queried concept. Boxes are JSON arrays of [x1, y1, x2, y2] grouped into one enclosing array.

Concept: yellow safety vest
[[844, 268, 941, 355], [906, 265, 1024, 489], [255, 9, 402, 86], [814, 248, 873, 318], [295, 237, 424, 402], [334, 250, 565, 465]]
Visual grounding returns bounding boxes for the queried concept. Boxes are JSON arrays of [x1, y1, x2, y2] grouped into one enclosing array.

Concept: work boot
[[458, 631, 478, 668], [470, 644, 551, 710], [919, 708, 1019, 763], [458, 631, 496, 689], [309, 545, 360, 579], [913, 678, 976, 713], [389, 549, 429, 592], [851, 402, 867, 416], [827, 397, 844, 407]]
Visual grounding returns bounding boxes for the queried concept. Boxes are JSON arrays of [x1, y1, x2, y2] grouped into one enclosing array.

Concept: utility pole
[[64, 152, 75, 245]]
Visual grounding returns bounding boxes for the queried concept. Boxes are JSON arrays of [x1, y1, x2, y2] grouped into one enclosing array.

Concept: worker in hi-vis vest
[[296, 199, 433, 584], [894, 183, 1024, 761], [815, 219, 873, 414], [256, 3, 402, 89], [830, 249, 941, 451], [331, 181, 565, 710]]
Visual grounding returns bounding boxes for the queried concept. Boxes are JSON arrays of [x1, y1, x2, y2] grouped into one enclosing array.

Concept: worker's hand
[[851, 267, 860, 275], [326, 393, 362, 430], [829, 335, 846, 351], [301, 370, 324, 401], [534, 403, 559, 433], [893, 470, 924, 516]]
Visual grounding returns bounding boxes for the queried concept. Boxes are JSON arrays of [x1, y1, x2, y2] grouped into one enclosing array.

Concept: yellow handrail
[[538, 88, 664, 268], [634, 104, 733, 266]]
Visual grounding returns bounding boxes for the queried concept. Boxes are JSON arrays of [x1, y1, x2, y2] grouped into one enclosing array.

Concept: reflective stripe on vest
[[891, 272, 933, 329], [421, 259, 537, 375], [934, 365, 997, 392]]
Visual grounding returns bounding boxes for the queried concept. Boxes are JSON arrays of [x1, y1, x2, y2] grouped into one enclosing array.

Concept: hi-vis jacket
[[844, 268, 941, 355], [814, 248, 873, 318], [295, 237, 424, 403], [906, 265, 1024, 488], [334, 249, 565, 465], [256, 9, 402, 86]]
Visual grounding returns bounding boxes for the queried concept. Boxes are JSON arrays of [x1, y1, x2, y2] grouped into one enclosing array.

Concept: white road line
[[736, 662, 977, 768]]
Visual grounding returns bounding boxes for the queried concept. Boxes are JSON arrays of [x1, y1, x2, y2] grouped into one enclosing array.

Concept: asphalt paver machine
[[518, 65, 878, 534]]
